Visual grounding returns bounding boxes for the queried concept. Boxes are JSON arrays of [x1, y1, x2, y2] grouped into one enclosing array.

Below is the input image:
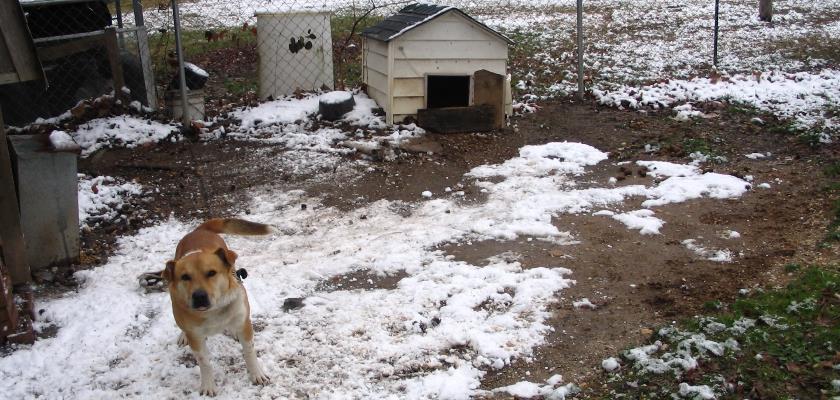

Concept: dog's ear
[[214, 248, 238, 268], [162, 260, 176, 281]]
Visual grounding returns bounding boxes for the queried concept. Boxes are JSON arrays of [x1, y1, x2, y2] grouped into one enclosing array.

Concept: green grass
[[824, 163, 840, 244], [768, 33, 840, 66], [583, 267, 840, 399], [726, 102, 756, 115], [223, 77, 257, 97], [784, 263, 802, 273], [331, 14, 384, 89], [681, 137, 727, 164]]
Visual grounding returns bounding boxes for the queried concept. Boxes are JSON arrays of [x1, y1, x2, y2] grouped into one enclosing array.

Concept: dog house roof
[[361, 3, 513, 44]]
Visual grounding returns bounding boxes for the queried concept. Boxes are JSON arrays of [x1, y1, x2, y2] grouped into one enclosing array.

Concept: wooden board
[[365, 50, 388, 74], [392, 96, 425, 115], [0, 0, 42, 83], [392, 78, 424, 97], [394, 40, 507, 60], [393, 59, 505, 78], [0, 111, 30, 283], [473, 69, 505, 129], [366, 68, 388, 95], [417, 105, 495, 133]]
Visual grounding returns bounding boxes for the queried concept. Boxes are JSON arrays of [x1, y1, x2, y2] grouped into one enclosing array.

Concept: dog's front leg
[[239, 321, 270, 385], [187, 333, 218, 396]]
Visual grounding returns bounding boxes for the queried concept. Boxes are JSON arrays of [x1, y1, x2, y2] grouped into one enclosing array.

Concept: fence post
[[114, 0, 125, 47], [713, 0, 719, 66], [104, 27, 127, 103], [171, 0, 191, 125], [576, 0, 584, 99], [759, 0, 773, 22], [132, 0, 158, 109], [133, 0, 157, 108]]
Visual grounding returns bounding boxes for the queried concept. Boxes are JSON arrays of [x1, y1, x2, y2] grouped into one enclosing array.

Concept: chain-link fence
[[138, 0, 574, 120], [6, 0, 832, 125], [1, 0, 155, 126], [138, 0, 796, 120]]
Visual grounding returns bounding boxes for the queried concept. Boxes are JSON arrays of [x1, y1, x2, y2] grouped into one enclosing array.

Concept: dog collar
[[180, 249, 203, 258]]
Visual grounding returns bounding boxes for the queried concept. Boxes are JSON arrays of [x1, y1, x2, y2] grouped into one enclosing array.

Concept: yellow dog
[[162, 218, 271, 396]]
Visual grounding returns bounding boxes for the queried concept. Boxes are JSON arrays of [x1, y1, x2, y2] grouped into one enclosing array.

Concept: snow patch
[[48, 130, 80, 151], [682, 239, 733, 263], [70, 116, 179, 157], [596, 209, 664, 235], [77, 175, 143, 228], [602, 357, 620, 371]]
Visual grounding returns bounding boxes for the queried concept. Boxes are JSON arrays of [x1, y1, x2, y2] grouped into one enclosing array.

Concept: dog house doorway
[[426, 75, 470, 108]]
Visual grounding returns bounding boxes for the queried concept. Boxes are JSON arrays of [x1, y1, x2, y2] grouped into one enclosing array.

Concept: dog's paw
[[178, 333, 188, 347], [199, 383, 218, 397], [250, 369, 271, 385]]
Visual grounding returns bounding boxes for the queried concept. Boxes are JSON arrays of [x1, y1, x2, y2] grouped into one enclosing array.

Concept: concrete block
[[8, 134, 79, 271]]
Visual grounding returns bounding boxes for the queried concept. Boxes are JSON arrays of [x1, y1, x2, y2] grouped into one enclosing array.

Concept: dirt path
[[74, 100, 838, 390]]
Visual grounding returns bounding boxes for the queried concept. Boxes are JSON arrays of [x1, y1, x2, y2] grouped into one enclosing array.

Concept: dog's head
[[163, 248, 238, 312]]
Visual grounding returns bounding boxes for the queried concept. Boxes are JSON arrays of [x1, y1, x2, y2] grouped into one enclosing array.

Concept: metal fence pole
[[114, 0, 125, 47], [576, 0, 584, 99], [713, 0, 719, 66], [171, 0, 190, 125], [133, 0, 157, 108]]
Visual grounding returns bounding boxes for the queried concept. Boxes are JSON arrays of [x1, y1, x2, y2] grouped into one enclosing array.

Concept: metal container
[[8, 134, 79, 270]]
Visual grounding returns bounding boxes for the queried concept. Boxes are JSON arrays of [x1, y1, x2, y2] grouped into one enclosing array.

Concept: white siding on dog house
[[363, 39, 389, 116], [362, 6, 511, 125]]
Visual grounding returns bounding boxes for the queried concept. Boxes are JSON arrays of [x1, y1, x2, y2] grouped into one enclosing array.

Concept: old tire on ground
[[318, 91, 355, 121]]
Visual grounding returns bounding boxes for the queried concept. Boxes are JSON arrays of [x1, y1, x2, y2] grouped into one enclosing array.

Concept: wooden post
[[759, 0, 773, 22], [171, 0, 191, 125], [0, 110, 30, 284], [576, 0, 584, 99], [103, 27, 126, 103]]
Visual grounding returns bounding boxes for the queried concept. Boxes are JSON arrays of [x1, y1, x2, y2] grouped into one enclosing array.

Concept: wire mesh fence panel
[[1, 0, 155, 126], [133, 0, 572, 120], [5, 0, 832, 125]]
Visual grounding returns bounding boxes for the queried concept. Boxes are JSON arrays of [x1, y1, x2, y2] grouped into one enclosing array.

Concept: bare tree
[[334, 0, 411, 89], [759, 0, 773, 22]]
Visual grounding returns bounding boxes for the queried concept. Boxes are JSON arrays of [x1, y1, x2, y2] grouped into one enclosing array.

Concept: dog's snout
[[192, 289, 210, 309]]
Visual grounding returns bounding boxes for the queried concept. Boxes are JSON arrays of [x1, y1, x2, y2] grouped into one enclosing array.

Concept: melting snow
[[77, 175, 144, 228], [594, 209, 664, 235], [70, 116, 180, 157], [682, 239, 733, 263], [1, 141, 759, 398]]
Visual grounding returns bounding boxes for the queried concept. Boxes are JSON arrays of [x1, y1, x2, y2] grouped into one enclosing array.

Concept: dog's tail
[[197, 218, 271, 236]]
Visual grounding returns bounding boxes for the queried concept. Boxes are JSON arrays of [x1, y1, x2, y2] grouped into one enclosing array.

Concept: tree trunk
[[759, 0, 773, 22]]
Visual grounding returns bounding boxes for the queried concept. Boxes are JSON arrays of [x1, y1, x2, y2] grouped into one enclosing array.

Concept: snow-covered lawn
[[0, 142, 752, 398], [490, 0, 839, 138], [593, 69, 840, 141]]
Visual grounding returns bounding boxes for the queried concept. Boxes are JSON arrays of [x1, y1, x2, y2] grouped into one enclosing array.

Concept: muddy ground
[[69, 99, 838, 393]]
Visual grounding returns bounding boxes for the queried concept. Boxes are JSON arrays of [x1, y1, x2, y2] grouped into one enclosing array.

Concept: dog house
[[361, 4, 513, 131]]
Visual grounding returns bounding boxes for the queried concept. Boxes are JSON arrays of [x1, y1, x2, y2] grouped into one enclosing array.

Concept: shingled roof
[[361, 3, 513, 44]]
